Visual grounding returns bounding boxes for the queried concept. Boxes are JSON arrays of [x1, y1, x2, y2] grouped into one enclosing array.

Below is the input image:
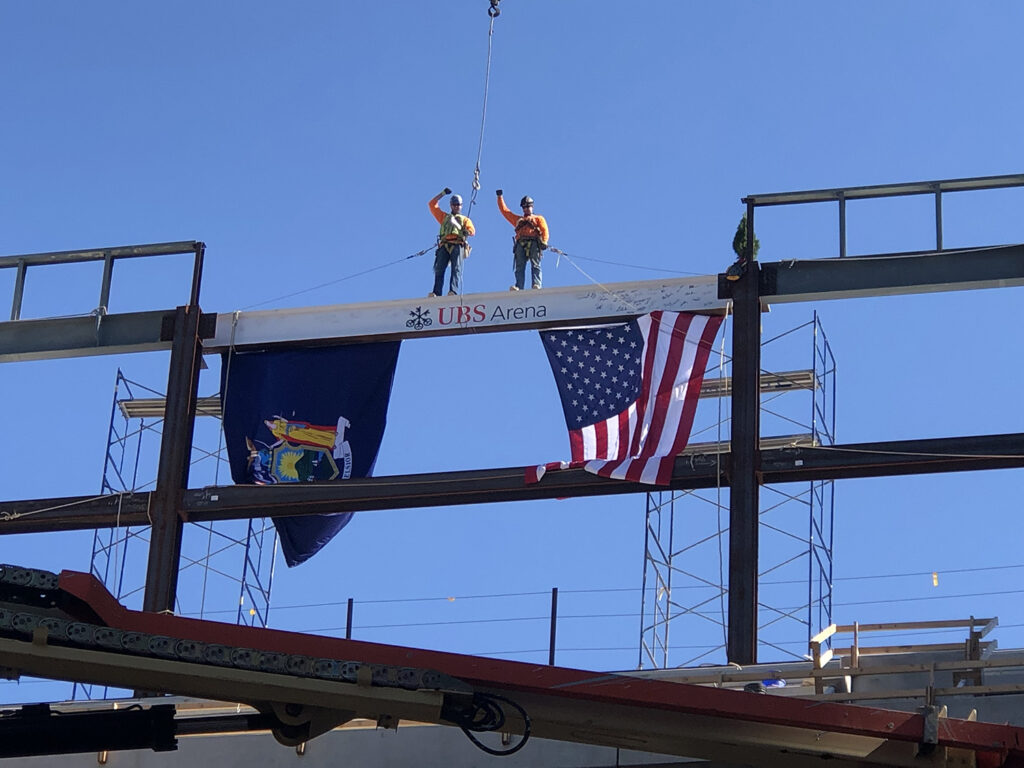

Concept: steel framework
[[640, 313, 837, 668], [92, 369, 277, 625], [2, 173, 1024, 678]]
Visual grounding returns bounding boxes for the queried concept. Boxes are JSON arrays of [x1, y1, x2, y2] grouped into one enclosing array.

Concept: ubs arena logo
[[406, 301, 548, 331]]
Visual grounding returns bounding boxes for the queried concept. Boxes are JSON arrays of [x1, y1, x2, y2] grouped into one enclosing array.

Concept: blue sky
[[2, 2, 1023, 701]]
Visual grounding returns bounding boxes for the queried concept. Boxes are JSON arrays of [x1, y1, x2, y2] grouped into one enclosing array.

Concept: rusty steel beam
[[143, 305, 204, 615]]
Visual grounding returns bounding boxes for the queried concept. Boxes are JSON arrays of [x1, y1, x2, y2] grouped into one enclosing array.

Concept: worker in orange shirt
[[428, 188, 476, 297], [496, 190, 550, 291]]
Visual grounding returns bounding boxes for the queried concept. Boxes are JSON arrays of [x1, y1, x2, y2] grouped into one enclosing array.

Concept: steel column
[[10, 260, 26, 321], [548, 587, 558, 665], [727, 204, 761, 664], [142, 305, 203, 615], [837, 193, 847, 258], [98, 252, 114, 313], [189, 243, 205, 307]]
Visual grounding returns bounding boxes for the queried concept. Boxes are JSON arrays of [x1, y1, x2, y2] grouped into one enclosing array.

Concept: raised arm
[[496, 191, 519, 227]]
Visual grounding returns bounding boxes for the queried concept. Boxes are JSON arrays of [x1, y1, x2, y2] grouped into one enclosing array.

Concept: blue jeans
[[513, 239, 542, 289], [433, 242, 466, 295]]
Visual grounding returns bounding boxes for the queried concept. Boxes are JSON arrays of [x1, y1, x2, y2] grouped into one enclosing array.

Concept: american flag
[[528, 311, 723, 485]]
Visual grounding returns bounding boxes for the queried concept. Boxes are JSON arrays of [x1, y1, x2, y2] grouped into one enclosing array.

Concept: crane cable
[[465, 0, 501, 217], [230, 1, 500, 310]]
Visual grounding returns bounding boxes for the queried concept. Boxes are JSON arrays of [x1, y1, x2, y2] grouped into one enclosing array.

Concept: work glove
[[496, 189, 503, 196], [443, 187, 452, 195], [540, 241, 549, 251]]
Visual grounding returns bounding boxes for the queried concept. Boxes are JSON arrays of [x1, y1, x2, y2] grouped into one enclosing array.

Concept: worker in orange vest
[[428, 188, 476, 297], [496, 190, 550, 291]]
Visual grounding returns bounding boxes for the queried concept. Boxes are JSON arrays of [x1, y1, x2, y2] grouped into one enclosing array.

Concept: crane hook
[[488, 0, 501, 18]]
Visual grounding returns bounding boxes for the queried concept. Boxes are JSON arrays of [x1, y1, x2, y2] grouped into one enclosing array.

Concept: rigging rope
[[237, 243, 436, 311], [549, 246, 704, 277], [465, 1, 500, 217]]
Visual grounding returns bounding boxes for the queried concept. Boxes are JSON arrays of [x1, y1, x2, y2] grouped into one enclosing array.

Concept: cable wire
[[551, 246, 705, 277], [465, 3, 499, 217], [451, 691, 531, 757], [237, 244, 435, 311]]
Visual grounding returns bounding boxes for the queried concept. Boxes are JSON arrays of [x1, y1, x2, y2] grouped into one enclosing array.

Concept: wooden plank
[[810, 654, 1024, 678], [810, 624, 838, 646], [814, 682, 1024, 703], [834, 619, 996, 633], [831, 642, 993, 656]]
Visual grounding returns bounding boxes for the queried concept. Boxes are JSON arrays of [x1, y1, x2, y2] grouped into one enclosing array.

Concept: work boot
[[447, 290, 457, 296], [427, 292, 438, 298], [509, 285, 520, 291]]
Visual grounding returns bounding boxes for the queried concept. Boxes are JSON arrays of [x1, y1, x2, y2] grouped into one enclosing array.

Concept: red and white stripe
[[528, 311, 722, 486]]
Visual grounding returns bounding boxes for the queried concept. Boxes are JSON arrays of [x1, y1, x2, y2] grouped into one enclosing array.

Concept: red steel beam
[[56, 568, 1024, 765]]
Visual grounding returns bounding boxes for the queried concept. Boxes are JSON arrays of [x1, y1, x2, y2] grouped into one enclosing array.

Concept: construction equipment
[[4, 564, 1024, 767]]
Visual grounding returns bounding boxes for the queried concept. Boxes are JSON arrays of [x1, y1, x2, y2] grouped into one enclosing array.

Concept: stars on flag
[[545, 323, 642, 425]]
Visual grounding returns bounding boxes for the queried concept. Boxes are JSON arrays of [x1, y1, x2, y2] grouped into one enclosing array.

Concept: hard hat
[[520, 196, 534, 207], [450, 194, 463, 206]]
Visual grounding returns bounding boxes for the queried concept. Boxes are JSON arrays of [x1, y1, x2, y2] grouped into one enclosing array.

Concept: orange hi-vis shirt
[[497, 196, 549, 243], [429, 195, 476, 244]]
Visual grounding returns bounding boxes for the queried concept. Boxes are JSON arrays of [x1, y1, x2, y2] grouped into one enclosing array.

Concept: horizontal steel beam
[[0, 310, 217, 363], [3, 433, 1022, 534], [0, 493, 153, 532], [743, 173, 1024, 207], [6, 243, 1019, 361], [205, 275, 727, 350], [0, 241, 201, 270], [758, 432, 1024, 482], [719, 244, 1024, 304]]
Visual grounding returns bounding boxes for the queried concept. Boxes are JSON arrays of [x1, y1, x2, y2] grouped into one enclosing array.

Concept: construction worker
[[497, 190, 550, 290], [428, 188, 475, 297]]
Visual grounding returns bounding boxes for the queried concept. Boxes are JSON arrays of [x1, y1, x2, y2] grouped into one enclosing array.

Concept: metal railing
[[743, 172, 1024, 259], [0, 240, 204, 321]]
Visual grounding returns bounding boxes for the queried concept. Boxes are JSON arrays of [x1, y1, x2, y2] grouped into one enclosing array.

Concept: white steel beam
[[206, 275, 725, 351]]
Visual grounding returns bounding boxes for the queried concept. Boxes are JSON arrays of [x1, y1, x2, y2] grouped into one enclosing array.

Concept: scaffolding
[[639, 312, 836, 668], [81, 368, 277, 698]]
